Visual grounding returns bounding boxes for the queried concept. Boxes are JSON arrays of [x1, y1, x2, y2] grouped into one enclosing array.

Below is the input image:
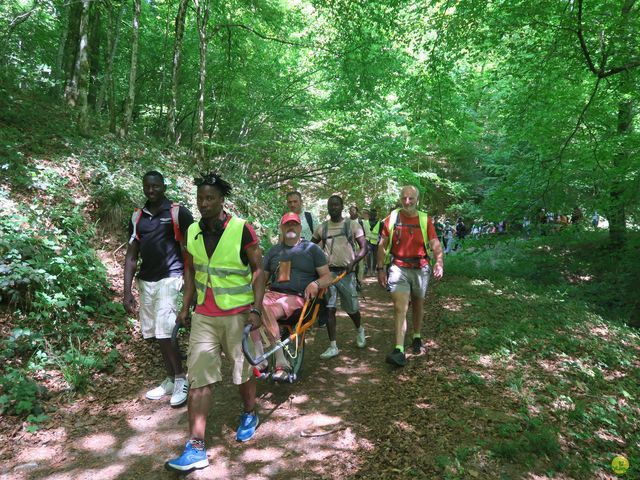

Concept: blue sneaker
[[236, 411, 259, 442], [166, 441, 209, 472]]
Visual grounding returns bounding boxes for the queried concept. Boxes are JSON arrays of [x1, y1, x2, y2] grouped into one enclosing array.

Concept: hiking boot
[[411, 337, 423, 355], [386, 348, 406, 367], [356, 326, 366, 348], [236, 411, 259, 442], [170, 377, 189, 407], [166, 440, 209, 472], [146, 377, 174, 400], [320, 345, 340, 359]]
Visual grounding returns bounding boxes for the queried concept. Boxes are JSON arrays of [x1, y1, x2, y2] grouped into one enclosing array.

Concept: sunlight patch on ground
[[14, 444, 64, 463], [74, 433, 117, 453], [45, 463, 128, 480], [240, 446, 285, 462], [393, 420, 416, 432], [442, 300, 462, 311], [117, 429, 185, 458], [477, 355, 493, 368], [289, 393, 309, 405], [333, 364, 374, 375], [595, 428, 626, 446], [550, 395, 575, 412], [127, 407, 183, 431]]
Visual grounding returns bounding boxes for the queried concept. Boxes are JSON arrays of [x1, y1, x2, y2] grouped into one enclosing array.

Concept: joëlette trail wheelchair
[[241, 272, 345, 384]]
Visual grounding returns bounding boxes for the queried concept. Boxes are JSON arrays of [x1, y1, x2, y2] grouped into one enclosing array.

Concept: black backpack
[[304, 211, 314, 232]]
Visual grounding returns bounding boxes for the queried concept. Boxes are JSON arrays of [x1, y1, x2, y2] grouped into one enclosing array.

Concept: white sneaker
[[146, 377, 174, 400], [320, 345, 340, 359], [170, 377, 189, 407], [356, 326, 366, 348]]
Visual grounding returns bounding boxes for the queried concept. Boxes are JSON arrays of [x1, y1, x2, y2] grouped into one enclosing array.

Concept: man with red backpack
[[123, 171, 194, 407], [376, 185, 444, 367]]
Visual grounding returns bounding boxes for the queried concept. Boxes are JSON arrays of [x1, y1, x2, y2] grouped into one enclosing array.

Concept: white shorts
[[137, 276, 183, 339]]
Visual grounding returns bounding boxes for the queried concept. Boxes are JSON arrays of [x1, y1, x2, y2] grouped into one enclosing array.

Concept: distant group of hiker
[[121, 171, 444, 472]]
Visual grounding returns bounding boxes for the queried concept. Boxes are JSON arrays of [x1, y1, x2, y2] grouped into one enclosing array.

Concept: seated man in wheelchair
[[256, 212, 333, 381]]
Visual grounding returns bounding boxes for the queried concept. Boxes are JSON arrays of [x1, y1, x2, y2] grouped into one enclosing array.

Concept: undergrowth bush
[[1, 165, 125, 423]]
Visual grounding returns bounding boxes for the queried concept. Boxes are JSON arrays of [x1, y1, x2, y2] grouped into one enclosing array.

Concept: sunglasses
[[194, 175, 217, 186]]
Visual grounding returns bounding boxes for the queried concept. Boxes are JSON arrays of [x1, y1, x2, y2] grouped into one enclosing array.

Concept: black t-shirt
[[128, 199, 194, 282], [263, 240, 327, 295]]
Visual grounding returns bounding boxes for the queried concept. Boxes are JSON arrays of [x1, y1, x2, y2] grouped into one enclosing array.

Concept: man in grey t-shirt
[[258, 213, 332, 380]]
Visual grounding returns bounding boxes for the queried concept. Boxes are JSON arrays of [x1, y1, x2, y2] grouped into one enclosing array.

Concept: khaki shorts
[[187, 312, 253, 388], [137, 276, 183, 339], [388, 264, 431, 299], [325, 271, 359, 314]]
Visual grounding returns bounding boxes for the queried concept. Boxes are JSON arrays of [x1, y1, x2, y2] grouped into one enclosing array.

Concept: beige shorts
[[187, 312, 253, 388], [262, 291, 306, 341], [388, 264, 431, 299], [137, 276, 183, 339]]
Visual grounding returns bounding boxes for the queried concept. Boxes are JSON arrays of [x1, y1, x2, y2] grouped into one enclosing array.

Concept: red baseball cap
[[280, 212, 301, 225]]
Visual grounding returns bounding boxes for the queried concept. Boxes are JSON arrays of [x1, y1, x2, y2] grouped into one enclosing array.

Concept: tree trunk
[[608, 73, 632, 247], [96, 0, 125, 114], [119, 0, 141, 137], [62, 0, 83, 104], [87, 3, 102, 110], [54, 3, 69, 94], [194, 0, 210, 161], [63, 0, 92, 135], [108, 68, 117, 133], [167, 0, 189, 143]]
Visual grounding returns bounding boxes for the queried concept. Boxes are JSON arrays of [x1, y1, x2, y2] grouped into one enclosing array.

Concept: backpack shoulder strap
[[304, 211, 314, 232], [170, 203, 182, 242], [344, 218, 356, 251], [129, 208, 143, 244]]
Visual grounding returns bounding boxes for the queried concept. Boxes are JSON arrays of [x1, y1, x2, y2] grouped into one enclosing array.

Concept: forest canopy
[[1, 0, 638, 241]]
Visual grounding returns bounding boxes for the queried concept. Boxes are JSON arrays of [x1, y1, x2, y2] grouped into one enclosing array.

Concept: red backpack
[[129, 203, 182, 244]]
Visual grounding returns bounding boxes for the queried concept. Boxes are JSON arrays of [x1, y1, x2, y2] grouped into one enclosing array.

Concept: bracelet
[[313, 280, 321, 288], [249, 308, 262, 317]]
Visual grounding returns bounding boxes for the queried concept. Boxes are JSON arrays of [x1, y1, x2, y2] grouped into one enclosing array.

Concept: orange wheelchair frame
[[242, 272, 345, 383]]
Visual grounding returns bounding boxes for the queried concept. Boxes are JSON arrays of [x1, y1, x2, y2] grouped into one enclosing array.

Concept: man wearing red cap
[[259, 212, 333, 380]]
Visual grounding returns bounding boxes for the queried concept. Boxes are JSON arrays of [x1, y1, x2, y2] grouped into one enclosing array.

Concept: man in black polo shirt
[[123, 171, 194, 407]]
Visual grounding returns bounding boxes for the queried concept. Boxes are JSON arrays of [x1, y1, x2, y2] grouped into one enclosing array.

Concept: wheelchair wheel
[[280, 329, 305, 381]]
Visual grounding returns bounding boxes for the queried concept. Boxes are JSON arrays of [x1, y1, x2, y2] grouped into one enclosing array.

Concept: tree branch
[[211, 23, 335, 53], [4, 2, 39, 38], [576, 0, 640, 77]]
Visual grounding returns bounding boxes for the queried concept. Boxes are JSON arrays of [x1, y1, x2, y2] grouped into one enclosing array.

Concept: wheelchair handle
[[242, 324, 263, 366]]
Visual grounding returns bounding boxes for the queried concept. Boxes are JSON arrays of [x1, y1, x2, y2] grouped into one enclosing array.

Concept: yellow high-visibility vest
[[187, 217, 253, 310], [367, 221, 381, 244], [384, 209, 429, 264]]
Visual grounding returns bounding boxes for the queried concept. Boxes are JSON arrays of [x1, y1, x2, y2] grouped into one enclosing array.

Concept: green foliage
[[441, 235, 640, 477], [51, 338, 118, 393], [0, 366, 47, 416]]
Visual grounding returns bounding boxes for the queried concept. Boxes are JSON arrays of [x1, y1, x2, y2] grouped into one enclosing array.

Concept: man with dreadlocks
[[167, 173, 265, 472]]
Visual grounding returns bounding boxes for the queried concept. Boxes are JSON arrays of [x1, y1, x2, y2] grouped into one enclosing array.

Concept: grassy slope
[[355, 234, 639, 479]]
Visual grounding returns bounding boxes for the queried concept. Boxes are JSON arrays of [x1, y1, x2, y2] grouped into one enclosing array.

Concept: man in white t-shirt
[[286, 191, 317, 240], [312, 195, 367, 359]]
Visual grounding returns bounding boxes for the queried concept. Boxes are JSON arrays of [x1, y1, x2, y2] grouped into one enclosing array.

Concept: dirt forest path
[[3, 275, 501, 480]]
